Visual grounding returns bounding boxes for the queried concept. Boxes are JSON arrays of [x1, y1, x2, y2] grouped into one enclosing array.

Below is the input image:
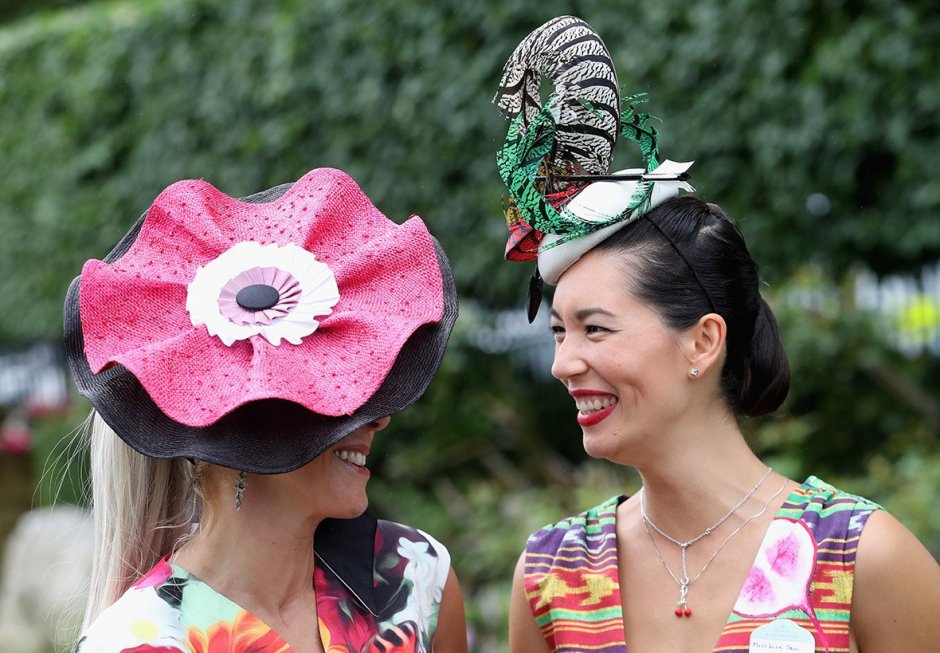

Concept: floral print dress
[[75, 515, 451, 653]]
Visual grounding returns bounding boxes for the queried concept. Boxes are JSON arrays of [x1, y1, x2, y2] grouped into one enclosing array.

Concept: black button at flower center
[[236, 284, 280, 311]]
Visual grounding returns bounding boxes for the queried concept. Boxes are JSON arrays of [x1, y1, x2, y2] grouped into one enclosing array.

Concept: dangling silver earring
[[689, 367, 700, 378], [234, 471, 247, 511]]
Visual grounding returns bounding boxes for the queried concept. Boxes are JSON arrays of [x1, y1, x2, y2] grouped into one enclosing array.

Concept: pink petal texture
[[740, 567, 775, 605], [733, 518, 817, 618], [79, 168, 445, 426]]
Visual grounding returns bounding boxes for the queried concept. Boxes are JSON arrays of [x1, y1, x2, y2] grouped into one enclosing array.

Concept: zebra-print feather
[[494, 15, 620, 176]]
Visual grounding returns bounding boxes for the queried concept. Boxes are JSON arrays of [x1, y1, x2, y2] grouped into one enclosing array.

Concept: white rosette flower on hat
[[186, 241, 340, 347]]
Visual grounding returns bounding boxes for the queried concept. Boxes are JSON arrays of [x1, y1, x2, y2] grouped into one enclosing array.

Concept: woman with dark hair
[[495, 16, 940, 653], [66, 167, 467, 652]]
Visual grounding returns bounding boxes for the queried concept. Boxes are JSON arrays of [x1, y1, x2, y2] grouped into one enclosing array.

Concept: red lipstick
[[576, 403, 617, 426], [569, 390, 618, 427]]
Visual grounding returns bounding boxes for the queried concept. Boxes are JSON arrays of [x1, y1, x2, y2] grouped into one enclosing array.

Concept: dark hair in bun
[[595, 196, 790, 417]]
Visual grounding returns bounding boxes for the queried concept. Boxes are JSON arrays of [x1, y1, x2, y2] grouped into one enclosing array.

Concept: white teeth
[[574, 396, 619, 413], [334, 450, 367, 467]]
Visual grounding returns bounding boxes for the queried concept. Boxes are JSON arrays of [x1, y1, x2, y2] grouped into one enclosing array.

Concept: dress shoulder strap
[[523, 496, 627, 653]]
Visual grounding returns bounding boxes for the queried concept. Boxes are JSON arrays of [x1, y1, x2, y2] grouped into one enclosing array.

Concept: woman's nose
[[370, 415, 392, 432], [551, 339, 588, 382]]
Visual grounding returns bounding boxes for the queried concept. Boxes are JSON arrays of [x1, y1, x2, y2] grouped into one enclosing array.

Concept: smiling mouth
[[334, 450, 367, 467], [575, 396, 619, 414]]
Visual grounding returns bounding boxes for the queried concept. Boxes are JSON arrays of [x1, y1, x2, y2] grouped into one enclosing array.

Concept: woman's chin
[[582, 432, 619, 460], [330, 496, 369, 520]]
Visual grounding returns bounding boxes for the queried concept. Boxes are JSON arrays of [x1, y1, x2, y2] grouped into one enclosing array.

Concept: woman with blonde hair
[[65, 167, 467, 652], [494, 16, 940, 653]]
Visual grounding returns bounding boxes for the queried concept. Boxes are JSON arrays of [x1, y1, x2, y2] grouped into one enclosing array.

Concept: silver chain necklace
[[638, 467, 777, 617]]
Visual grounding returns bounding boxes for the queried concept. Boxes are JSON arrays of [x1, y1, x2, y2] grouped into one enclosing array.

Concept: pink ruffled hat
[[65, 168, 458, 473]]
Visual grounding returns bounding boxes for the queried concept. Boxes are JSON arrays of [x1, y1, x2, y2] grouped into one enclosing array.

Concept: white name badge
[[748, 619, 816, 653]]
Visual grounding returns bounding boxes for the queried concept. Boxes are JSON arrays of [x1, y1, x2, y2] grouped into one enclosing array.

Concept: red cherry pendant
[[684, 607, 692, 617]]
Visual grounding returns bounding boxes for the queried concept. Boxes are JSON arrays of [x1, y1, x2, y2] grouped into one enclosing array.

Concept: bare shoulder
[[432, 566, 468, 653], [851, 509, 940, 650], [509, 552, 550, 653]]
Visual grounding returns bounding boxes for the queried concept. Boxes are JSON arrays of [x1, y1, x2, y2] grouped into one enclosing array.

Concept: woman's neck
[[629, 411, 783, 541], [172, 496, 321, 613]]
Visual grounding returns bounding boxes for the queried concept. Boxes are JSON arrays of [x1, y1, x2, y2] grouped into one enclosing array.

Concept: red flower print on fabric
[[315, 565, 379, 651], [187, 610, 290, 653]]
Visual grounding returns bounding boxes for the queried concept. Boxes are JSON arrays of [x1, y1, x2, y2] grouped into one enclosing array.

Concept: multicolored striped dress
[[522, 476, 880, 652]]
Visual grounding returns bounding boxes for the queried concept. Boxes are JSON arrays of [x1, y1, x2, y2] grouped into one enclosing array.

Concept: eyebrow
[[550, 307, 617, 322]]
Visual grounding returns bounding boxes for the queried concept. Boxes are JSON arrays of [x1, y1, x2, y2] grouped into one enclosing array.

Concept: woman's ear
[[683, 312, 726, 377]]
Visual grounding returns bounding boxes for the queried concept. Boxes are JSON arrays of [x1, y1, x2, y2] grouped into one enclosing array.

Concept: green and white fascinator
[[494, 15, 694, 319]]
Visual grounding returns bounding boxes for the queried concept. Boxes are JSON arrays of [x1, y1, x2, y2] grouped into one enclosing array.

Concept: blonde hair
[[81, 412, 196, 630]]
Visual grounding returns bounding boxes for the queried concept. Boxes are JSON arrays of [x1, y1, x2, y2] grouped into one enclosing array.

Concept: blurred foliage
[[2, 0, 940, 340], [0, 0, 937, 650], [30, 401, 90, 508], [0, 0, 85, 24], [761, 274, 940, 473]]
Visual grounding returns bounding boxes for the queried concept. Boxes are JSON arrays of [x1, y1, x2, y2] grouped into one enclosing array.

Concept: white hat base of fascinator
[[538, 161, 694, 284], [65, 168, 457, 473], [493, 15, 693, 318]]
